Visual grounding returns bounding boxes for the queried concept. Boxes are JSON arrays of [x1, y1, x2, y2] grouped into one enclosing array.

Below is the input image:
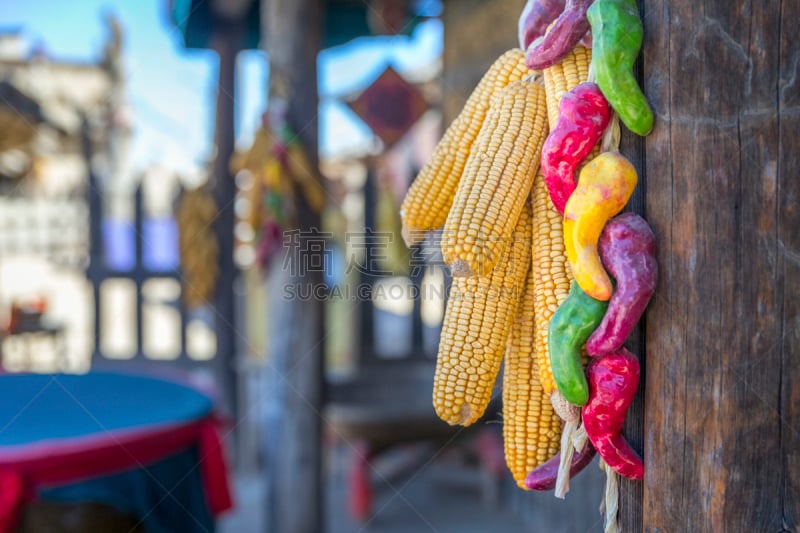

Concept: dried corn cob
[[400, 49, 529, 246], [433, 204, 532, 426], [503, 260, 562, 488], [441, 79, 548, 277], [177, 187, 220, 308], [530, 169, 572, 396], [542, 45, 591, 129]]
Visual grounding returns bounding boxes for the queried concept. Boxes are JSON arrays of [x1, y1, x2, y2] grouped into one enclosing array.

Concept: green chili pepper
[[587, 0, 654, 136], [548, 281, 609, 405]]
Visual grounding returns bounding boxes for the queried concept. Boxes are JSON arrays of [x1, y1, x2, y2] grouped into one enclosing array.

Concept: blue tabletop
[[0, 372, 213, 447], [0, 373, 220, 532]]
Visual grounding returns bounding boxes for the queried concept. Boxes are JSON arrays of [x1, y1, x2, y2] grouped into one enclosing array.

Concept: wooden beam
[[631, 0, 800, 529], [210, 0, 253, 20], [262, 1, 325, 532]]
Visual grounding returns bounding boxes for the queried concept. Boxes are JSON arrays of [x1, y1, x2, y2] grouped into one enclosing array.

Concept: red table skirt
[[0, 417, 232, 532]]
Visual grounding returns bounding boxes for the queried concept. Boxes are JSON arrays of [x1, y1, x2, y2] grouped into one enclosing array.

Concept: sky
[[0, 0, 442, 178]]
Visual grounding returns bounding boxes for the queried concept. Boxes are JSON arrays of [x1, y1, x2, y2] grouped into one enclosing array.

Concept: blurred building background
[[0, 21, 126, 372]]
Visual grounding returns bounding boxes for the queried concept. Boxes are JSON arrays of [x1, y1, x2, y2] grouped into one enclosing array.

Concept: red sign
[[348, 66, 428, 149]]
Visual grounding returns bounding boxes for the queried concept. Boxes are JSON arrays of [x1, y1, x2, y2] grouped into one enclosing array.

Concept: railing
[[85, 167, 235, 413]]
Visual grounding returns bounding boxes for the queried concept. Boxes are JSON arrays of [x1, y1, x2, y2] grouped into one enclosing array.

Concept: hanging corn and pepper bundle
[[401, 0, 657, 530], [232, 103, 326, 270]]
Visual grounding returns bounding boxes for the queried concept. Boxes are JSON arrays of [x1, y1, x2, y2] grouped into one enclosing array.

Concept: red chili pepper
[[256, 219, 285, 269], [541, 82, 611, 215], [525, 0, 594, 70], [524, 443, 597, 490], [518, 0, 566, 51], [587, 213, 658, 356], [582, 349, 643, 479]]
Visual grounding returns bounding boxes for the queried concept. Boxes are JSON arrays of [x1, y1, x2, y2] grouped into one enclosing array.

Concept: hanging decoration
[[400, 0, 657, 530], [177, 186, 220, 308], [347, 66, 428, 150], [232, 101, 326, 270]]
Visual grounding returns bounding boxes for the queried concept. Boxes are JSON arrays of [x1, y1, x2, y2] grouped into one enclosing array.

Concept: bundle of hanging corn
[[400, 1, 659, 531]]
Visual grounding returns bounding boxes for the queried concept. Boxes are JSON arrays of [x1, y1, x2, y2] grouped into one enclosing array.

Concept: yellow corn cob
[[531, 169, 572, 395], [433, 203, 532, 426], [441, 79, 548, 277], [503, 259, 562, 489], [542, 45, 592, 129], [178, 188, 220, 308], [400, 49, 529, 246]]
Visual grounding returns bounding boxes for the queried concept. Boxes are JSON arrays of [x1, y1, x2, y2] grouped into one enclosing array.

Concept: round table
[[0, 372, 232, 532]]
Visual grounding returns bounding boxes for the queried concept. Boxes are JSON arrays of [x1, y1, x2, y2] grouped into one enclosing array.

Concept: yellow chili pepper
[[563, 151, 637, 301]]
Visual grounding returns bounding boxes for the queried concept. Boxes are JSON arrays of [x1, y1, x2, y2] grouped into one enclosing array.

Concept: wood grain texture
[[779, 0, 800, 529], [263, 1, 325, 532], [640, 0, 798, 530], [617, 3, 648, 529]]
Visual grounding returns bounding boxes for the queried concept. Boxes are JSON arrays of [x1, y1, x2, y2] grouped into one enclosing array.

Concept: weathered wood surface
[[623, 0, 800, 530], [263, 1, 325, 532], [618, 24, 647, 528]]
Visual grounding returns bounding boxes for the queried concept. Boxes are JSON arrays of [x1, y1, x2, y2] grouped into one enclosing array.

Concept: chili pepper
[[541, 82, 611, 214], [525, 443, 597, 490], [587, 213, 657, 355], [549, 281, 609, 406], [525, 0, 594, 70], [582, 349, 643, 479], [256, 218, 286, 269], [587, 0, 653, 136], [564, 151, 638, 301], [518, 0, 566, 51]]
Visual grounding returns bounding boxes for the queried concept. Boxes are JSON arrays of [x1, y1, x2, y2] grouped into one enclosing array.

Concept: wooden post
[[617, 2, 648, 527], [262, 1, 324, 532], [210, 22, 243, 418], [83, 117, 105, 364], [618, 1, 800, 530]]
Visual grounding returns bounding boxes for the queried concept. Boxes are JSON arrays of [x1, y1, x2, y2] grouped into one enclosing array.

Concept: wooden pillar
[[262, 1, 324, 532], [617, 2, 648, 527], [210, 23, 242, 418], [83, 117, 105, 363], [619, 1, 800, 530]]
